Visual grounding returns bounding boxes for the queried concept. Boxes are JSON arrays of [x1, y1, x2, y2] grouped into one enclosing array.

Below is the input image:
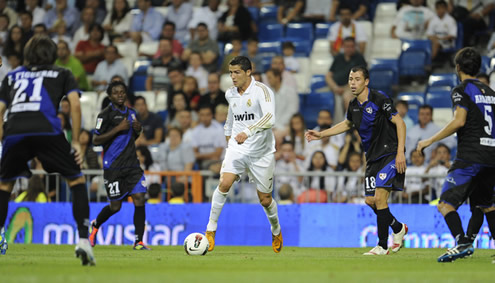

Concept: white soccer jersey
[[224, 76, 276, 157]]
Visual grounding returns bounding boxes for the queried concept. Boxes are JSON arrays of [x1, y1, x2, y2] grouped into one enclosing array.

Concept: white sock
[[206, 187, 228, 231], [263, 199, 281, 235]]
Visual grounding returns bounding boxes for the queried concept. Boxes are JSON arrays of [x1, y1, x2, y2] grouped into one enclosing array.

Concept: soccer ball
[[183, 233, 209, 256]]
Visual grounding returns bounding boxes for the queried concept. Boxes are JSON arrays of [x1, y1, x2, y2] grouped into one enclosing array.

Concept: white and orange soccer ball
[[183, 233, 209, 256]]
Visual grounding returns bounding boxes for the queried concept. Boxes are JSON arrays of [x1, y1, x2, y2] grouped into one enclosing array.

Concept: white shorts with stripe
[[220, 148, 275, 194]]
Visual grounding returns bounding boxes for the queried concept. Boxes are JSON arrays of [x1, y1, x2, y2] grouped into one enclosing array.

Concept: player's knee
[[133, 193, 146, 206], [259, 195, 272, 207], [218, 176, 234, 193]]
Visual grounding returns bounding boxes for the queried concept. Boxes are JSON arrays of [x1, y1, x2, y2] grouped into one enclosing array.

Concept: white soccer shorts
[[220, 149, 275, 193]]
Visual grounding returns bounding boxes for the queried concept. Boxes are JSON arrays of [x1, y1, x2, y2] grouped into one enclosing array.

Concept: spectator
[[427, 0, 457, 60], [188, 0, 222, 41], [488, 31, 495, 57], [60, 97, 70, 116], [85, 0, 106, 25], [330, 0, 368, 21], [190, 105, 226, 170], [152, 21, 184, 58], [102, 0, 133, 42], [146, 38, 182, 92], [79, 128, 102, 200], [282, 41, 300, 73], [304, 125, 341, 170], [335, 151, 364, 203], [168, 67, 186, 98], [43, 0, 80, 36], [169, 182, 185, 204], [395, 100, 415, 130], [220, 36, 243, 74], [92, 45, 128, 92], [74, 23, 106, 74], [276, 0, 304, 25], [182, 76, 201, 110], [14, 176, 48, 203], [182, 23, 219, 73], [25, 0, 46, 26], [218, 0, 255, 42], [252, 71, 262, 82], [449, 0, 495, 47], [391, 0, 435, 40], [6, 52, 21, 70], [406, 105, 456, 163], [129, 0, 164, 44], [476, 73, 489, 86], [134, 96, 165, 146], [175, 109, 194, 144], [275, 141, 304, 197], [3, 25, 28, 61], [215, 104, 228, 125], [199, 73, 228, 110], [325, 37, 366, 122], [137, 145, 162, 184], [55, 40, 89, 91], [337, 129, 363, 170], [32, 23, 47, 36], [263, 55, 297, 90], [328, 5, 368, 56], [0, 0, 17, 29], [156, 127, 195, 171], [301, 151, 336, 201], [285, 113, 308, 161], [265, 68, 299, 133], [164, 0, 193, 44], [147, 183, 162, 204], [402, 149, 428, 204], [57, 111, 72, 143], [19, 11, 34, 40], [0, 14, 8, 51], [73, 7, 110, 48], [425, 143, 451, 201], [243, 37, 263, 73], [167, 92, 197, 127], [278, 184, 295, 205], [51, 19, 73, 51], [313, 109, 345, 148], [302, 0, 334, 23], [185, 52, 208, 93]]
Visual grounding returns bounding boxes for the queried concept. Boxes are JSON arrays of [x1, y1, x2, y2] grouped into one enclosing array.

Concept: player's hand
[[132, 120, 142, 132], [117, 117, 131, 131], [71, 141, 83, 167], [395, 152, 406, 174], [416, 139, 432, 157], [305, 130, 322, 142], [235, 132, 248, 144], [0, 56, 2, 67]]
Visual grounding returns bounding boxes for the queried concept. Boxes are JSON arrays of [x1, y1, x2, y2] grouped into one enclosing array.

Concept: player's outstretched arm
[[416, 106, 467, 154], [391, 114, 406, 173], [93, 118, 131, 146], [67, 92, 83, 165], [305, 120, 353, 142], [0, 102, 5, 141]]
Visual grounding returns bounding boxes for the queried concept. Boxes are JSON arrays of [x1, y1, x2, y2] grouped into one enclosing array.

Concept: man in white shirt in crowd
[[25, 0, 45, 26], [328, 4, 367, 56], [427, 0, 457, 60], [262, 56, 297, 90], [425, 143, 451, 202], [92, 45, 128, 92], [275, 141, 304, 197], [188, 0, 223, 41], [391, 0, 435, 40], [403, 150, 428, 203]]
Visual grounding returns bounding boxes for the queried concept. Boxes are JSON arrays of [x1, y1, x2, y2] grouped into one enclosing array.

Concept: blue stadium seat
[[301, 91, 335, 128], [368, 59, 398, 95], [259, 5, 278, 24], [286, 23, 314, 42], [131, 59, 151, 92], [399, 40, 431, 76], [426, 73, 458, 93], [396, 92, 425, 124], [259, 23, 284, 42], [261, 55, 273, 72], [315, 23, 331, 39], [247, 6, 259, 23], [310, 75, 326, 92], [291, 40, 312, 57], [426, 89, 452, 108], [481, 56, 491, 74], [258, 41, 282, 54]]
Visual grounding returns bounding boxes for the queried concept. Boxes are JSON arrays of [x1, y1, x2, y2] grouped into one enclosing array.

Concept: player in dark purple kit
[[89, 81, 150, 250], [0, 35, 94, 265], [417, 47, 495, 262], [306, 66, 408, 255]]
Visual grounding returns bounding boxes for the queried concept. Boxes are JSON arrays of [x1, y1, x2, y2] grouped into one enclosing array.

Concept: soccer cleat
[[363, 246, 390, 255], [0, 229, 7, 255], [205, 231, 215, 252], [437, 243, 474, 262], [133, 241, 151, 250], [75, 238, 96, 266], [88, 220, 98, 247], [391, 223, 408, 253], [272, 231, 283, 253]]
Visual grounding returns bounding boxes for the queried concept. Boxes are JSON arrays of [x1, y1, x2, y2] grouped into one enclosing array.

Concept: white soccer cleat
[[75, 238, 96, 266], [363, 245, 390, 255], [391, 223, 408, 253]]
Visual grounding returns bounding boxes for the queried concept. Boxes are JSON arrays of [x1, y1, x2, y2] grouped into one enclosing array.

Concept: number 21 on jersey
[[10, 77, 44, 113]]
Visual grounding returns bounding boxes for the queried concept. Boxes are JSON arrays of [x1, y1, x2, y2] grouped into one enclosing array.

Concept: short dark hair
[[24, 35, 57, 65], [106, 80, 128, 96], [19, 10, 33, 20], [343, 36, 356, 43], [247, 37, 259, 43], [266, 68, 282, 79], [282, 41, 295, 50], [278, 184, 293, 200], [57, 39, 70, 50], [229, 56, 252, 71], [163, 21, 176, 30], [419, 104, 433, 113], [134, 95, 146, 104], [318, 109, 332, 117], [105, 44, 119, 54], [148, 183, 161, 198], [396, 100, 409, 109], [171, 182, 185, 197], [89, 23, 105, 41], [435, 143, 451, 154], [350, 65, 369, 80], [197, 22, 208, 29], [454, 47, 481, 77], [198, 104, 213, 113], [33, 23, 46, 31], [435, 0, 448, 8]]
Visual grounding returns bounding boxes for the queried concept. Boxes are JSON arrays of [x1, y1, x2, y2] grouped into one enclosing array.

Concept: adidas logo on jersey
[[234, 112, 255, 121]]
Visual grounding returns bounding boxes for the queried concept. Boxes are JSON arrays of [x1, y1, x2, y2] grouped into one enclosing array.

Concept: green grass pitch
[[0, 244, 494, 283]]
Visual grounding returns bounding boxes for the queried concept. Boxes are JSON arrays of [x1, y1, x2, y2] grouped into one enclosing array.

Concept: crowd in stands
[[2, 0, 495, 204]]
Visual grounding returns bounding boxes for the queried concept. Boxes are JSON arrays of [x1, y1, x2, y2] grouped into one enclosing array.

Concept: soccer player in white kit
[[205, 56, 282, 253]]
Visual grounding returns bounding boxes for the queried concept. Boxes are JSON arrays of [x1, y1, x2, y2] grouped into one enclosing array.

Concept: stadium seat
[[425, 88, 451, 108], [130, 59, 151, 92], [247, 6, 259, 23], [310, 56, 333, 75], [295, 57, 310, 94], [260, 55, 273, 72], [369, 59, 398, 95], [135, 91, 156, 112], [80, 92, 98, 130], [370, 38, 402, 59], [360, 21, 373, 61], [396, 92, 425, 123], [301, 91, 335, 128], [120, 57, 135, 80], [312, 39, 330, 55], [481, 56, 491, 74], [291, 40, 312, 57], [258, 41, 282, 55], [220, 73, 233, 92], [154, 91, 167, 112], [373, 22, 393, 39], [115, 41, 138, 60], [374, 3, 397, 23], [310, 75, 327, 92], [139, 41, 159, 56], [285, 23, 314, 42], [427, 73, 458, 91], [259, 23, 284, 42], [259, 5, 278, 24], [315, 22, 332, 39], [399, 40, 432, 76]]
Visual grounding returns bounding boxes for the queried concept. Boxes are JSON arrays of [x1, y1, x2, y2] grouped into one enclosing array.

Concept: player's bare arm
[[93, 118, 131, 146], [416, 106, 467, 154], [305, 120, 352, 142], [67, 91, 83, 165], [391, 114, 406, 174], [0, 101, 5, 141]]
